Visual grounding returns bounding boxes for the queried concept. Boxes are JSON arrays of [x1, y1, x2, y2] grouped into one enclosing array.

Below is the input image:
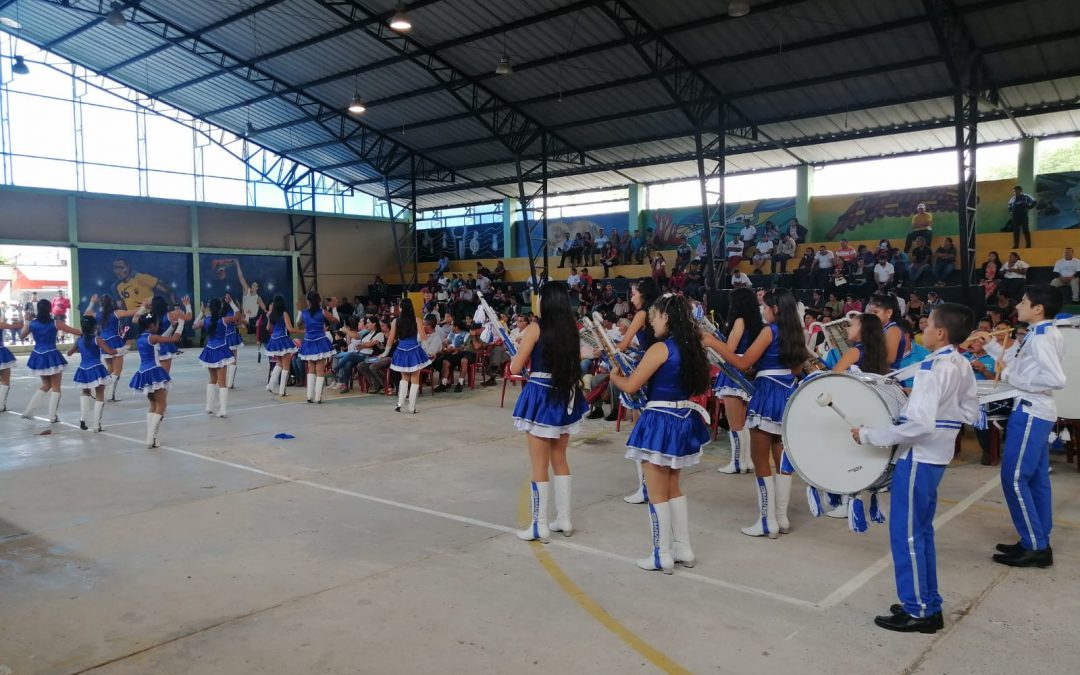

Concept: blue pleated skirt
[[227, 329, 243, 350], [746, 373, 797, 435], [625, 405, 711, 469], [129, 366, 171, 393], [199, 343, 235, 369], [73, 362, 110, 387], [298, 335, 334, 361], [158, 342, 180, 360], [390, 337, 432, 372], [102, 334, 127, 357], [0, 346, 14, 370], [713, 369, 751, 401], [266, 334, 298, 356], [27, 348, 67, 376], [512, 376, 587, 439]]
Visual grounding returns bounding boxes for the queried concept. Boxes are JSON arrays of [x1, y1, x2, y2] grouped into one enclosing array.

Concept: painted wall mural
[[641, 198, 798, 248], [1034, 171, 1080, 231], [417, 221, 504, 262]]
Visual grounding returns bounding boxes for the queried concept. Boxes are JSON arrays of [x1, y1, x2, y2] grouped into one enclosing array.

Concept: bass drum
[[782, 372, 908, 495], [1053, 320, 1080, 420]]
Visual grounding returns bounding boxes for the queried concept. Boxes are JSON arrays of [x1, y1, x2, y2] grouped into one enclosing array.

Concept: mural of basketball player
[[112, 257, 176, 311]]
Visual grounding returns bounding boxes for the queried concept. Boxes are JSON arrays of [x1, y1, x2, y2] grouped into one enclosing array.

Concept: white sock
[[441, 378, 448, 386], [408, 383, 420, 412], [314, 376, 325, 403], [206, 384, 217, 412], [306, 373, 316, 401], [397, 380, 408, 408], [23, 389, 44, 418], [80, 394, 92, 424], [93, 400, 105, 431], [457, 377, 464, 385], [267, 365, 281, 392], [227, 364, 237, 388], [218, 387, 229, 417], [47, 391, 61, 422], [0, 383, 9, 411], [108, 375, 120, 401]]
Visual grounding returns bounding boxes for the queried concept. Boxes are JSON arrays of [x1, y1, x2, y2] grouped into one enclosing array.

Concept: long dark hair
[[80, 314, 98, 341], [268, 294, 286, 327], [868, 293, 899, 324], [150, 296, 168, 321], [99, 294, 115, 320], [855, 313, 888, 375], [397, 297, 418, 340], [306, 290, 321, 318], [633, 277, 660, 345], [653, 294, 710, 396], [538, 281, 582, 405], [762, 287, 807, 369], [207, 298, 221, 336], [36, 299, 52, 324], [726, 287, 763, 344]]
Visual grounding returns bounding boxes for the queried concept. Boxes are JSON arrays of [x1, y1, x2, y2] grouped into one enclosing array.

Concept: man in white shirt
[[874, 257, 895, 290], [751, 237, 774, 273], [725, 235, 744, 271], [811, 245, 836, 287], [594, 228, 609, 250], [1050, 247, 1080, 302], [695, 240, 707, 261], [731, 270, 752, 288], [566, 268, 581, 289], [739, 223, 757, 252], [476, 273, 492, 294]]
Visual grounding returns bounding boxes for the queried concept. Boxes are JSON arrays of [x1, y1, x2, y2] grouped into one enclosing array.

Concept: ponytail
[[208, 298, 222, 336]]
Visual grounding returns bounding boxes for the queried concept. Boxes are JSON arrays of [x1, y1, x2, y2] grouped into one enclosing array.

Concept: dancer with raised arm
[[196, 296, 240, 417], [294, 292, 339, 404], [130, 311, 184, 448], [84, 293, 143, 401], [66, 314, 117, 431], [22, 299, 82, 423]]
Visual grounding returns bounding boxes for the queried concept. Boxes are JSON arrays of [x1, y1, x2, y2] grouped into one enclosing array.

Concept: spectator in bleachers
[[906, 292, 924, 320], [491, 260, 506, 282], [978, 251, 1003, 299], [989, 291, 1018, 324], [739, 222, 757, 252], [762, 220, 781, 244], [932, 237, 957, 285], [595, 283, 618, 315], [684, 261, 705, 299], [559, 232, 582, 268], [613, 294, 630, 318], [842, 294, 863, 314], [1001, 251, 1029, 300], [923, 290, 943, 316], [1008, 185, 1036, 248], [825, 292, 843, 317], [794, 247, 815, 288], [594, 227, 609, 255], [835, 239, 857, 272], [889, 246, 910, 286], [731, 269, 752, 289], [600, 242, 618, 278], [632, 230, 646, 264], [651, 253, 668, 286], [566, 266, 580, 289], [582, 230, 596, 266], [772, 233, 796, 274], [908, 237, 933, 285], [355, 319, 393, 394], [811, 244, 837, 288], [618, 231, 633, 265], [751, 236, 773, 273], [433, 319, 471, 393], [725, 235, 745, 272], [1051, 247, 1080, 303], [694, 237, 707, 262], [434, 255, 450, 278], [905, 203, 933, 252], [580, 267, 594, 289], [675, 235, 692, 272]]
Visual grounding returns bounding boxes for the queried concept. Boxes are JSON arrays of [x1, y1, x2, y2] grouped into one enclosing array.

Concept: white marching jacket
[[983, 319, 1066, 421]]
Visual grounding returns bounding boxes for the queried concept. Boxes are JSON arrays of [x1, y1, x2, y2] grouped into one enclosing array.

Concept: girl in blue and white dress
[[713, 287, 764, 475], [615, 277, 661, 504], [130, 312, 183, 448], [293, 291, 340, 404], [867, 293, 907, 370], [0, 311, 23, 412], [611, 294, 711, 573], [66, 315, 117, 432], [831, 313, 889, 376], [511, 281, 588, 541], [84, 293, 145, 402], [21, 299, 82, 423], [264, 294, 298, 397], [708, 287, 809, 539], [224, 301, 243, 389], [387, 296, 431, 414], [151, 295, 192, 377], [196, 296, 241, 418]]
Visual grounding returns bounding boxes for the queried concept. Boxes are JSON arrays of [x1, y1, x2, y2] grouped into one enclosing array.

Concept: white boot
[[152, 413, 163, 448], [517, 481, 551, 541], [637, 501, 674, 574], [314, 376, 325, 403], [826, 495, 850, 519], [93, 400, 105, 432], [774, 473, 792, 534], [205, 384, 218, 414], [266, 365, 281, 393], [146, 412, 162, 448], [278, 366, 289, 396], [669, 495, 695, 567], [217, 387, 229, 418], [306, 373, 316, 402], [395, 379, 407, 412], [741, 476, 779, 539], [549, 474, 573, 536], [227, 364, 237, 389], [108, 375, 121, 401], [79, 394, 93, 430], [408, 382, 420, 413], [0, 382, 9, 412], [717, 428, 751, 474], [47, 391, 61, 423], [738, 428, 754, 473], [624, 460, 647, 504], [22, 389, 44, 419]]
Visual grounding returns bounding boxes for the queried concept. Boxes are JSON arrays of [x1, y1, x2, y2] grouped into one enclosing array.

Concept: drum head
[[1053, 325, 1080, 420], [782, 373, 898, 494]]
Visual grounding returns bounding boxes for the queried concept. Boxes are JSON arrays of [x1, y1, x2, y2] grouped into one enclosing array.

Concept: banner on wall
[[1034, 171, 1080, 230], [198, 253, 292, 322], [515, 212, 631, 258], [642, 198, 797, 248], [417, 221, 504, 262], [77, 248, 192, 313]]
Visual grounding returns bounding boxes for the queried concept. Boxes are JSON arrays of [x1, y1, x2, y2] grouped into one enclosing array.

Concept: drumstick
[[815, 392, 859, 427]]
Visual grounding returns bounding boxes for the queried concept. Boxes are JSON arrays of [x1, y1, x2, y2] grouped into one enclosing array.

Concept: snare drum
[[977, 380, 1020, 420], [782, 372, 908, 495], [1053, 320, 1079, 420]]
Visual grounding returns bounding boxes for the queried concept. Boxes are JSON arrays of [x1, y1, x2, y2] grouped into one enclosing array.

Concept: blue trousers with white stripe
[[1000, 409, 1054, 551], [889, 455, 946, 618]]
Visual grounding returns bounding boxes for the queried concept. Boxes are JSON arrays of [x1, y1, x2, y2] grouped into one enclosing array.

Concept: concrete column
[[67, 195, 79, 306], [1017, 137, 1038, 192], [628, 183, 646, 236], [190, 205, 201, 310], [502, 197, 518, 259], [795, 164, 814, 236]]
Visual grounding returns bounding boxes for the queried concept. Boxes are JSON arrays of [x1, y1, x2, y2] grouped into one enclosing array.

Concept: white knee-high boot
[[314, 376, 325, 403], [774, 473, 792, 534], [742, 475, 779, 539], [517, 481, 551, 541], [108, 375, 121, 401], [205, 384, 217, 413], [395, 379, 408, 411], [227, 363, 237, 389], [624, 460, 647, 504], [217, 387, 229, 418], [549, 474, 573, 536], [669, 495, 694, 567], [47, 391, 61, 423], [306, 373, 316, 402], [279, 366, 289, 396], [718, 428, 749, 474], [741, 428, 754, 473], [0, 382, 9, 411], [146, 412, 162, 448], [79, 394, 92, 429], [637, 501, 674, 573], [22, 389, 45, 419], [93, 400, 105, 432], [407, 382, 419, 413], [266, 365, 281, 392]]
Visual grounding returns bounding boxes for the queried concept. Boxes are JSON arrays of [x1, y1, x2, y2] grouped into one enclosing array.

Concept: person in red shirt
[[835, 239, 857, 273], [51, 290, 72, 342]]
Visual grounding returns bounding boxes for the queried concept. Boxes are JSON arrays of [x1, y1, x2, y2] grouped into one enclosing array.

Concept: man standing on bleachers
[[1008, 186, 1037, 249], [1051, 247, 1080, 303]]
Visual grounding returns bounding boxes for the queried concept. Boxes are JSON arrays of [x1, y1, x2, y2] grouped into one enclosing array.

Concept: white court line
[[3, 410, 819, 610], [816, 474, 1002, 609], [104, 403, 286, 427]]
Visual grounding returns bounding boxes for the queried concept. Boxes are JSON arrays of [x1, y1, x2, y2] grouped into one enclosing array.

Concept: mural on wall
[[77, 248, 192, 313], [642, 198, 798, 248], [514, 211, 631, 258], [417, 221, 504, 262], [199, 253, 292, 323], [810, 179, 1016, 241], [1034, 171, 1080, 230]]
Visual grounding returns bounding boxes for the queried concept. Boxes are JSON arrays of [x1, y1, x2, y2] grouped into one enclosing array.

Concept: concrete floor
[[1, 356, 1078, 675]]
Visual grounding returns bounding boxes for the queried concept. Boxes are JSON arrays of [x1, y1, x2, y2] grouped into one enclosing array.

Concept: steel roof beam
[[41, 0, 142, 50]]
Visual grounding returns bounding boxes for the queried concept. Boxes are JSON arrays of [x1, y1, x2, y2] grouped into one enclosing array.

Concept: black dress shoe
[[604, 410, 619, 422], [888, 606, 944, 629], [874, 612, 942, 633], [992, 546, 1053, 568], [995, 541, 1023, 555], [586, 406, 605, 420], [434, 384, 447, 393]]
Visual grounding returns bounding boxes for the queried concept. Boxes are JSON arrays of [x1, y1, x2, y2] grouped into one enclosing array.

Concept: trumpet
[[583, 314, 648, 410]]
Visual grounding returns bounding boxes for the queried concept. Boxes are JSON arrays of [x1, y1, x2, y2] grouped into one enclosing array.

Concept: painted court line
[[104, 403, 286, 427]]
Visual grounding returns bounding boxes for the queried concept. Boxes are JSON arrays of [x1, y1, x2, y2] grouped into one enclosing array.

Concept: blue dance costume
[[512, 337, 587, 438], [745, 324, 796, 435], [157, 314, 180, 360], [225, 309, 243, 351], [198, 316, 236, 368], [297, 308, 334, 361], [97, 311, 127, 357], [26, 319, 67, 376], [390, 321, 432, 373], [625, 337, 711, 469], [129, 332, 172, 392], [714, 329, 754, 401], [884, 321, 907, 369], [72, 336, 111, 388], [265, 315, 298, 356], [0, 328, 14, 371]]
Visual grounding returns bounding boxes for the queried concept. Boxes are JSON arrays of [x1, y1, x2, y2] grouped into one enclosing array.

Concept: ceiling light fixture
[[348, 95, 367, 114], [728, 0, 750, 17], [106, 1, 126, 27], [246, 121, 256, 137], [11, 54, 29, 75], [495, 54, 513, 76], [0, 16, 22, 29], [389, 3, 412, 31]]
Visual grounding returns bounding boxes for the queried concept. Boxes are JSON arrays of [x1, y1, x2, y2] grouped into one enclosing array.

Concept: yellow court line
[[518, 482, 692, 675]]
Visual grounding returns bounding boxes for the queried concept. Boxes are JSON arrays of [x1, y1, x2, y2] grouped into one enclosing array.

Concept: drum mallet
[[816, 392, 859, 427]]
